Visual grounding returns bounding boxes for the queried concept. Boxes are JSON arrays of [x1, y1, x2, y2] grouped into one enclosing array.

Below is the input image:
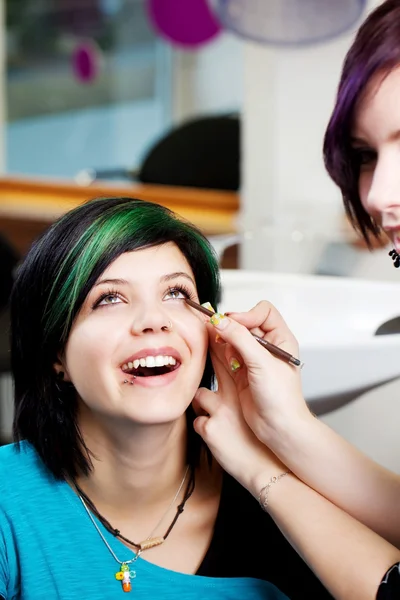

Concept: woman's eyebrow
[[93, 274, 196, 288], [94, 278, 128, 288], [161, 272, 195, 286], [350, 135, 368, 145], [388, 128, 400, 143]]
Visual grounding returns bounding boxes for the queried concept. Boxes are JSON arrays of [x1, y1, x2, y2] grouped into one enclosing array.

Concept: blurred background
[[2, 0, 391, 276], [1, 0, 400, 473], [6, 0, 172, 178]]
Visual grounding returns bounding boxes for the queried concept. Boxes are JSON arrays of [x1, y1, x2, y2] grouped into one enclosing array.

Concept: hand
[[193, 327, 286, 494], [206, 301, 311, 446]]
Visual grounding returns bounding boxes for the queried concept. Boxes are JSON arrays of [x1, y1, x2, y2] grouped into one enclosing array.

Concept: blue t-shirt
[[0, 442, 288, 600]]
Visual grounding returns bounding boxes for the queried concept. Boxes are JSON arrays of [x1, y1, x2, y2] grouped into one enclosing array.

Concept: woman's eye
[[352, 147, 377, 166], [97, 293, 123, 306], [164, 287, 188, 300]]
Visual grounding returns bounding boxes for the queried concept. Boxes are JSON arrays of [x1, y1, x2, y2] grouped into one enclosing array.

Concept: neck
[[75, 406, 189, 517]]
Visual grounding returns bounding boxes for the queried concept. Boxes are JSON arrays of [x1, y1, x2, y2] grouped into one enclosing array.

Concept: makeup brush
[[185, 298, 303, 368]]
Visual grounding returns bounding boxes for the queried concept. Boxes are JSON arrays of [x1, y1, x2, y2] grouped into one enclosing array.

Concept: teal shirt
[[0, 442, 288, 600]]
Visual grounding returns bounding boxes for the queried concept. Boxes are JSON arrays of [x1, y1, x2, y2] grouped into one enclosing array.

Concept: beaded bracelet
[[258, 470, 291, 511]]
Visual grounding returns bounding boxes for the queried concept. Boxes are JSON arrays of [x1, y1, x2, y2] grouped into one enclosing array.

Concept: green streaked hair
[[11, 196, 221, 480], [45, 199, 219, 344]]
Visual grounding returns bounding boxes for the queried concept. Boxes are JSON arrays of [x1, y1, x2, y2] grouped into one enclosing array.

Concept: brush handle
[[253, 335, 303, 368], [184, 298, 303, 368]]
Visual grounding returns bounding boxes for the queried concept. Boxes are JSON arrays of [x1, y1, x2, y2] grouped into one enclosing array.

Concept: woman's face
[[352, 65, 400, 250], [58, 242, 208, 424]]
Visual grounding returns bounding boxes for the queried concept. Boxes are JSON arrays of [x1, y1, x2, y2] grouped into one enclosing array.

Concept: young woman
[[197, 1, 400, 598], [0, 196, 331, 599]]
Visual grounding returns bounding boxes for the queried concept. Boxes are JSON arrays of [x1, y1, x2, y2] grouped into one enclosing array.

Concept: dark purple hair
[[323, 0, 400, 245]]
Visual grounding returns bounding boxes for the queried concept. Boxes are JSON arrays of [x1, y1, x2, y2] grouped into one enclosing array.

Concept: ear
[[53, 357, 72, 382]]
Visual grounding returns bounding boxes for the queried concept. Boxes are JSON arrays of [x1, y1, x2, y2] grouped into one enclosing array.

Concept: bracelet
[[258, 470, 291, 511]]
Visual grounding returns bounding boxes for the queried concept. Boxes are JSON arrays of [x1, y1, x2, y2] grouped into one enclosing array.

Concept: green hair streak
[[44, 200, 219, 344]]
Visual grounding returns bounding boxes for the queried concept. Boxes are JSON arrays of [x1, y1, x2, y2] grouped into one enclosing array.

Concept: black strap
[[377, 562, 400, 600], [73, 466, 195, 548]]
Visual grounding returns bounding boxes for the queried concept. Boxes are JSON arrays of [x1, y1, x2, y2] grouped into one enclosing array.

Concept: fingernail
[[210, 313, 228, 329], [230, 358, 241, 372], [201, 301, 215, 313]]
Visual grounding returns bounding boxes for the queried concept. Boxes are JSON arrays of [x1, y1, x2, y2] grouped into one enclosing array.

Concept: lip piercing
[[389, 249, 400, 268], [123, 376, 137, 385]]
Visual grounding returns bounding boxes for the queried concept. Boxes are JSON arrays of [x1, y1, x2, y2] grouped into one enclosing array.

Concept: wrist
[[258, 470, 292, 512], [258, 406, 316, 450], [245, 456, 289, 501]]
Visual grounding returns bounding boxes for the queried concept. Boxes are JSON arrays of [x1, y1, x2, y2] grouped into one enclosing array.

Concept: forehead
[[353, 65, 400, 141], [98, 242, 194, 280]]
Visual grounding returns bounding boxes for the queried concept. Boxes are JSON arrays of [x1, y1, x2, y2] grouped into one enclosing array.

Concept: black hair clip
[[389, 249, 400, 268]]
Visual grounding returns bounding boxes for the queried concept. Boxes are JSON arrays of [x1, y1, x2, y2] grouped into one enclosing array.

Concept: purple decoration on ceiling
[[72, 41, 100, 83], [147, 0, 222, 48], [215, 0, 367, 47]]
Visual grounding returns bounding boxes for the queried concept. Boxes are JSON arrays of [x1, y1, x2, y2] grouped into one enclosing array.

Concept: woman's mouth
[[121, 354, 180, 378], [392, 234, 400, 253]]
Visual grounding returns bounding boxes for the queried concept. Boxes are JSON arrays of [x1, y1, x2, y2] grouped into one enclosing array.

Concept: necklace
[[79, 499, 141, 593], [76, 466, 195, 593], [75, 465, 193, 549]]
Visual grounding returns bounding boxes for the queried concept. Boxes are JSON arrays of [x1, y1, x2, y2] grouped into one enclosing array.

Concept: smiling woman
[[0, 195, 333, 600], [323, 0, 400, 251], [12, 197, 219, 477]]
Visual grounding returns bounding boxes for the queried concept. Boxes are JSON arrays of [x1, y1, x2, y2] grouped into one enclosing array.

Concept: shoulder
[[0, 440, 42, 472], [0, 441, 54, 500]]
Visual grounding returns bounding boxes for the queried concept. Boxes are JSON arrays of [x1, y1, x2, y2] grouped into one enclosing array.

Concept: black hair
[[11, 196, 220, 480]]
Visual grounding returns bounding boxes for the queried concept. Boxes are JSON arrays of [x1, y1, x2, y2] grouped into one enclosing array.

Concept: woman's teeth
[[122, 355, 177, 371]]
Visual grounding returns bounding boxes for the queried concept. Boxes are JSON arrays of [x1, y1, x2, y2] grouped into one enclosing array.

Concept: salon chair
[[75, 112, 240, 190]]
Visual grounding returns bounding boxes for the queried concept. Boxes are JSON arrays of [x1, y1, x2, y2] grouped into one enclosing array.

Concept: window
[[5, 0, 172, 177]]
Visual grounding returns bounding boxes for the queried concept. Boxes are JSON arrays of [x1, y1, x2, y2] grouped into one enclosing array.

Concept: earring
[[162, 320, 173, 332], [389, 249, 400, 268], [54, 371, 74, 392], [55, 371, 65, 394]]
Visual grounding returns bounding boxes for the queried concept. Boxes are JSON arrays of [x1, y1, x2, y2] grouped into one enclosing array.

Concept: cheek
[[358, 171, 373, 214], [63, 324, 115, 380], [198, 327, 209, 362], [184, 316, 208, 360]]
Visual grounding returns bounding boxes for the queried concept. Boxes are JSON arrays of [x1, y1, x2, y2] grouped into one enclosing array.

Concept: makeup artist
[[0, 195, 332, 600], [194, 2, 400, 599]]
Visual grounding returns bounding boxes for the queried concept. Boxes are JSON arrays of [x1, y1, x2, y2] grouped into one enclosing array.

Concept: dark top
[[197, 472, 333, 599], [377, 562, 400, 599]]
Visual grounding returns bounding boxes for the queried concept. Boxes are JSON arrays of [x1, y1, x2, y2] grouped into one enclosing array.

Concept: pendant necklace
[[76, 465, 195, 593], [79, 500, 141, 593]]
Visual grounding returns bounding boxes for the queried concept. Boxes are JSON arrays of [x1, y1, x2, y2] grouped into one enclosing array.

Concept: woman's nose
[[130, 306, 172, 335], [366, 157, 400, 225]]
